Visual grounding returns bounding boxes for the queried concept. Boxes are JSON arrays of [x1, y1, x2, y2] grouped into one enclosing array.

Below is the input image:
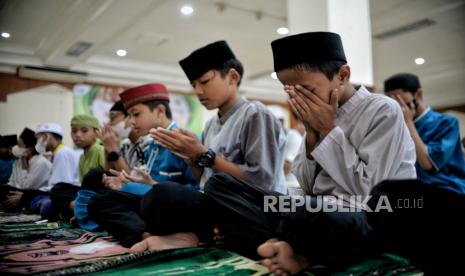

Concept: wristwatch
[[195, 149, 216, 168], [107, 151, 122, 162]]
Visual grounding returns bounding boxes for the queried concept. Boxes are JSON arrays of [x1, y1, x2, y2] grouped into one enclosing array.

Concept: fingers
[[294, 85, 324, 106], [109, 169, 121, 177], [152, 128, 179, 148], [330, 88, 339, 109], [179, 128, 196, 138], [132, 166, 149, 177], [96, 129, 103, 140], [395, 95, 408, 107], [289, 96, 311, 120], [120, 170, 135, 183], [148, 128, 157, 139]]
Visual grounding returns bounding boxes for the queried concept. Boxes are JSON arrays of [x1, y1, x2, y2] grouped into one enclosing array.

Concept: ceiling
[[0, 0, 464, 107]]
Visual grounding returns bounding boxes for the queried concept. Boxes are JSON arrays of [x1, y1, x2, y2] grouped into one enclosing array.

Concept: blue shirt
[[75, 121, 197, 231], [0, 159, 14, 185], [415, 108, 465, 194], [120, 121, 197, 195]]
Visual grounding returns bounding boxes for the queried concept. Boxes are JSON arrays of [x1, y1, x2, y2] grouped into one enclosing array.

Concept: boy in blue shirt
[[0, 135, 17, 185], [384, 73, 465, 194], [83, 83, 197, 245]]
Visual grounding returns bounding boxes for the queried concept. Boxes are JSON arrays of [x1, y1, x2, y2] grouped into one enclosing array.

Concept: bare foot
[[257, 239, 310, 275], [129, 232, 199, 253]]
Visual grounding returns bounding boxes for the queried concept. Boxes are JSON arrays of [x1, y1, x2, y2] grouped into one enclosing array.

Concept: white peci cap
[[35, 122, 63, 136]]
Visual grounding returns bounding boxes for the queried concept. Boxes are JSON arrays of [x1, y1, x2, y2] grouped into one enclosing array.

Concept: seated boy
[[102, 100, 147, 173], [384, 73, 465, 194], [1, 128, 51, 211], [248, 31, 418, 273], [0, 134, 17, 185], [51, 114, 106, 219], [86, 83, 197, 243], [130, 40, 287, 252], [32, 123, 80, 218]]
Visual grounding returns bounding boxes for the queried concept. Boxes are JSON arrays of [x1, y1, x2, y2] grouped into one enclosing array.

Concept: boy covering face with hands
[[273, 32, 417, 199]]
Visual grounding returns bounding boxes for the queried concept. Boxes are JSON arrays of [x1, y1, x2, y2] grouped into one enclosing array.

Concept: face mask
[[35, 136, 48, 155], [111, 121, 132, 139], [12, 145, 27, 158]]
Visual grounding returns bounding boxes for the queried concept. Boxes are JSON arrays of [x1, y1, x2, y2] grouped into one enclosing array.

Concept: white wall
[[0, 84, 74, 146]]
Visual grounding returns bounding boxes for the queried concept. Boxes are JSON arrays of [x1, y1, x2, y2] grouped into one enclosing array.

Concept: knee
[[204, 173, 231, 196]]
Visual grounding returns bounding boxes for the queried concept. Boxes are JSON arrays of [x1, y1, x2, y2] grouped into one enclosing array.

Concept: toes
[[262, 258, 273, 268], [129, 240, 147, 253], [257, 241, 277, 258]]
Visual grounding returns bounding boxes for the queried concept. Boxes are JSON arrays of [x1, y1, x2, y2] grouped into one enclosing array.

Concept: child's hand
[[4, 191, 23, 209], [286, 84, 338, 137], [394, 95, 415, 123], [121, 167, 156, 186], [97, 125, 120, 153], [103, 172, 124, 190], [150, 128, 207, 160]]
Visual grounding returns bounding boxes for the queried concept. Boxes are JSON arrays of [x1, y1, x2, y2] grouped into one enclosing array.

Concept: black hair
[[285, 60, 346, 80], [384, 73, 421, 95], [214, 58, 244, 87], [50, 133, 63, 142], [143, 100, 172, 119]]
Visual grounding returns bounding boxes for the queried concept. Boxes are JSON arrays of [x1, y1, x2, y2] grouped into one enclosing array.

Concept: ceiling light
[[271, 72, 277, 79], [277, 27, 289, 35], [181, 5, 194, 15], [1, 32, 10, 38], [415, 57, 425, 65], [116, 49, 127, 57]]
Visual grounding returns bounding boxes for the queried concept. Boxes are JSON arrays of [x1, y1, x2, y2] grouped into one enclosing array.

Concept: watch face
[[107, 151, 120, 162], [196, 149, 215, 167]]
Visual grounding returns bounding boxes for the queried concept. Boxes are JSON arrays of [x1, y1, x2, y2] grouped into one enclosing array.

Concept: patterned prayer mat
[[0, 212, 42, 224], [0, 222, 69, 232], [46, 247, 269, 276], [306, 254, 423, 276], [0, 228, 93, 245], [0, 232, 128, 274], [0, 211, 423, 275]]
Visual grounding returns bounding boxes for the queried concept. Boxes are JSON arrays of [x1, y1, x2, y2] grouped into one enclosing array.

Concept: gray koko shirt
[[293, 86, 417, 200], [200, 96, 287, 194]]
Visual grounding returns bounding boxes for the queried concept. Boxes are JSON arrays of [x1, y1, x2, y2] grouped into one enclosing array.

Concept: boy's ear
[[228, 68, 241, 86], [414, 89, 423, 101], [338, 65, 351, 84], [156, 104, 166, 117]]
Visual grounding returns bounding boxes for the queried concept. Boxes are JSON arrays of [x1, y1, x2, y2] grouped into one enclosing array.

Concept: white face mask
[[35, 136, 48, 155], [111, 121, 132, 140], [12, 145, 27, 158]]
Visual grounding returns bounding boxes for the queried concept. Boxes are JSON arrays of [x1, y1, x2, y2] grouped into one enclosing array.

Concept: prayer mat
[[0, 213, 42, 224], [301, 253, 422, 276], [0, 232, 128, 274], [0, 222, 69, 232], [85, 247, 269, 276], [0, 228, 92, 245]]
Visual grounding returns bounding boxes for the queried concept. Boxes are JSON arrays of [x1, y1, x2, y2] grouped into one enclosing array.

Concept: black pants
[[88, 189, 145, 247], [206, 175, 465, 273], [50, 167, 107, 220], [367, 179, 465, 274], [204, 173, 375, 265], [88, 181, 210, 248]]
